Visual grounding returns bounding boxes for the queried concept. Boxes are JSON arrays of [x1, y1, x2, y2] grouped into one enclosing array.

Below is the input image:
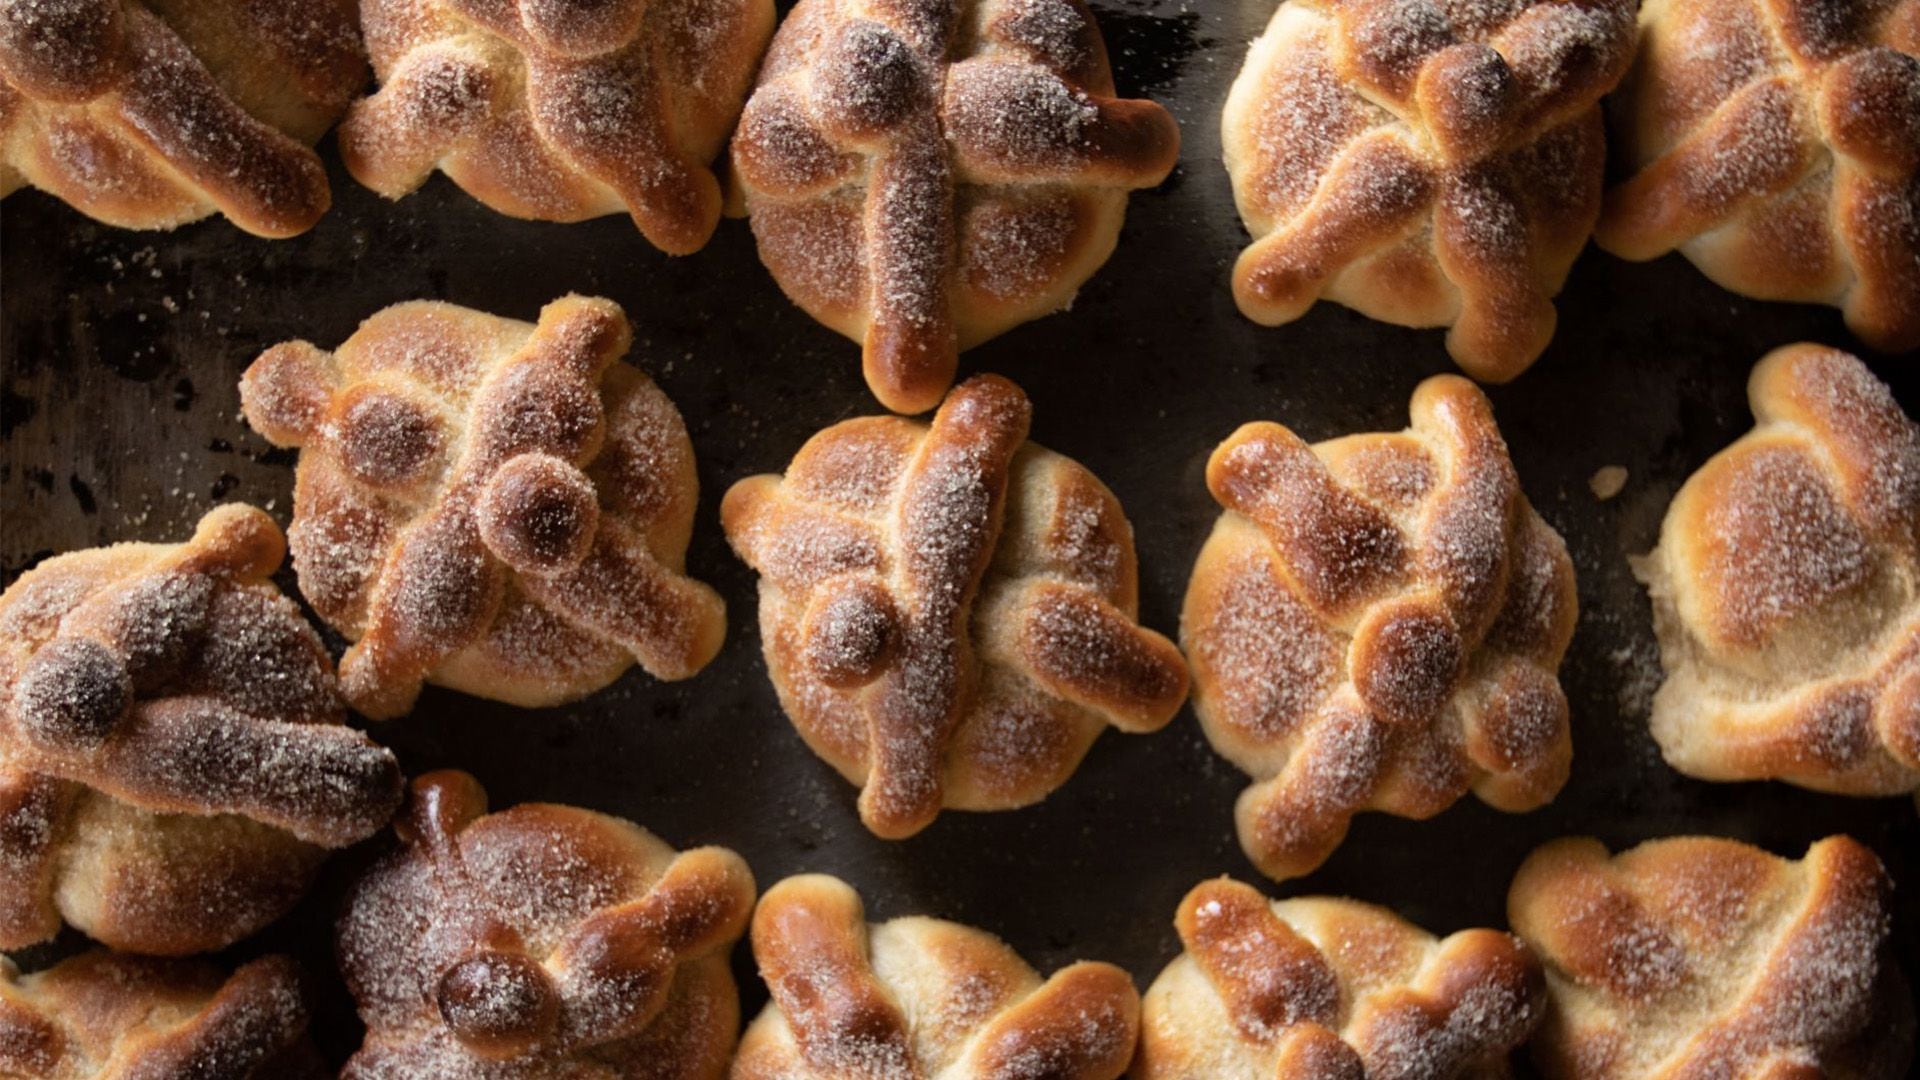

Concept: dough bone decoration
[[341, 0, 776, 254], [723, 374, 1190, 839], [240, 294, 727, 720], [0, 0, 365, 236], [1634, 343, 1919, 800], [1509, 834, 1916, 1078], [337, 769, 758, 1078], [1597, 0, 1920, 354], [1135, 876, 1545, 1078], [1223, 0, 1638, 381], [0, 951, 325, 1079], [729, 0, 1181, 414], [1183, 374, 1578, 883], [732, 873, 1141, 1079], [0, 505, 403, 956]]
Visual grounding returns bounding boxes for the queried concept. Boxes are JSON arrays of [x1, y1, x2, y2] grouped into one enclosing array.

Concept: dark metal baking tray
[[3, 0, 1916, 1067]]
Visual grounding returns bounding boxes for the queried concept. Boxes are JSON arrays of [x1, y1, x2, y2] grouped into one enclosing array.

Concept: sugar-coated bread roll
[[338, 770, 756, 1079], [0, 0, 364, 235], [1137, 877, 1544, 1079], [1183, 375, 1577, 882], [723, 374, 1189, 839], [1509, 834, 1915, 1078], [241, 294, 727, 719], [341, 0, 775, 254], [0, 951, 324, 1079], [730, 0, 1180, 414], [0, 505, 402, 955], [733, 873, 1140, 1079], [1634, 344, 1917, 799], [1223, 0, 1637, 381], [1597, 0, 1920, 354]]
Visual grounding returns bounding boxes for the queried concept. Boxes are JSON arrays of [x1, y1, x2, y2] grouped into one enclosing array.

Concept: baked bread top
[[1182, 374, 1577, 882], [0, 952, 322, 1080], [722, 374, 1189, 838], [1223, 0, 1637, 381], [340, 0, 775, 254], [729, 0, 1180, 414], [1509, 834, 1915, 1079], [338, 769, 756, 1079], [1136, 877, 1543, 1079], [0, 504, 402, 954], [241, 294, 727, 720], [1597, 0, 1920, 353], [0, 0, 364, 235], [733, 873, 1140, 1079], [1634, 344, 1918, 798]]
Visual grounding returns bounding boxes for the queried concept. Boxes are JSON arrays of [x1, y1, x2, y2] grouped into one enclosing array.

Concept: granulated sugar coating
[[0, 0, 363, 236], [734, 873, 1140, 1079], [1510, 834, 1911, 1077], [1183, 374, 1578, 884], [1633, 343, 1920, 799], [1598, 0, 1920, 354], [1223, 0, 1637, 382], [0, 504, 401, 955], [722, 375, 1189, 839], [337, 770, 755, 1078], [1135, 878, 1543, 1078], [238, 295, 728, 720], [730, 0, 1181, 414], [339, 0, 775, 254]]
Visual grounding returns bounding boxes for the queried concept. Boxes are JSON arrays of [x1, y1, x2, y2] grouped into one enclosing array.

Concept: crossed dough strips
[[0, 0, 364, 236], [1223, 0, 1637, 382], [1509, 835, 1916, 1078], [338, 770, 757, 1079], [1633, 344, 1918, 799], [0, 504, 402, 955], [729, 0, 1181, 414], [1182, 374, 1577, 883], [733, 873, 1140, 1079], [0, 952, 323, 1079], [340, 0, 774, 254], [241, 294, 727, 720], [1597, 0, 1920, 354], [1136, 877, 1544, 1078], [722, 374, 1189, 839]]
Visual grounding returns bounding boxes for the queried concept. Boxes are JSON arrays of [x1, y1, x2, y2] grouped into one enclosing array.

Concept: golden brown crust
[[1597, 0, 1920, 353], [722, 374, 1189, 838], [1509, 834, 1916, 1079], [0, 505, 402, 955], [1181, 375, 1577, 883], [1633, 344, 1919, 797], [0, 0, 363, 236], [0, 951, 324, 1080], [733, 873, 1140, 1079], [240, 294, 727, 720], [1135, 877, 1543, 1079], [340, 0, 775, 254], [729, 0, 1180, 414], [1222, 0, 1637, 382], [338, 770, 756, 1079]]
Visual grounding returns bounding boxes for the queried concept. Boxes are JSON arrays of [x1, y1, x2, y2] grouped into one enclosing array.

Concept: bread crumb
[[1589, 466, 1628, 500]]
